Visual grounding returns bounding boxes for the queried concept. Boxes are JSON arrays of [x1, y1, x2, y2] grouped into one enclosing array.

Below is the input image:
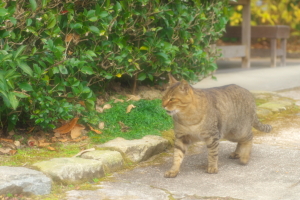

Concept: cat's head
[[162, 74, 194, 116]]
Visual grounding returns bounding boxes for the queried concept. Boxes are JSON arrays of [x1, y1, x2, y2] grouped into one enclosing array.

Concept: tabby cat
[[162, 74, 272, 178]]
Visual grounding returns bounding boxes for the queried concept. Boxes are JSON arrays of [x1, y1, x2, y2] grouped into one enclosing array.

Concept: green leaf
[[89, 16, 98, 22], [89, 26, 100, 34], [9, 17, 17, 25], [8, 93, 19, 110], [18, 61, 33, 77], [137, 73, 146, 81], [13, 45, 27, 60], [105, 74, 113, 79], [85, 50, 97, 57], [81, 66, 94, 75], [42, 0, 48, 8], [26, 18, 32, 26], [70, 23, 82, 29], [12, 91, 30, 98], [99, 11, 109, 18], [156, 52, 169, 60], [47, 17, 56, 29], [139, 46, 148, 51], [0, 8, 8, 16], [59, 65, 68, 74], [29, 0, 37, 11], [18, 82, 33, 91]]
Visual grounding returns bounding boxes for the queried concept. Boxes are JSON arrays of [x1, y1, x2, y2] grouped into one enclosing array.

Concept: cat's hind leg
[[229, 133, 253, 165], [164, 135, 190, 178]]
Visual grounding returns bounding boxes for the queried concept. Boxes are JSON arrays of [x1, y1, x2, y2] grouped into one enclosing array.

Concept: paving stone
[[0, 166, 51, 195], [33, 157, 104, 184]]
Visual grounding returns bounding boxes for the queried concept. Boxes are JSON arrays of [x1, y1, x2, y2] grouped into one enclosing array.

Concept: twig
[[72, 147, 95, 157]]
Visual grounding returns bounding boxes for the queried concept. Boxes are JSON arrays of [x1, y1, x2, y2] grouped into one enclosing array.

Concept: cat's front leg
[[165, 136, 189, 178], [205, 136, 219, 174]]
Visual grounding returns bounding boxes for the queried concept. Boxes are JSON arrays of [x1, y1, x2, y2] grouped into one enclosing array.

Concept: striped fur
[[163, 74, 272, 178]]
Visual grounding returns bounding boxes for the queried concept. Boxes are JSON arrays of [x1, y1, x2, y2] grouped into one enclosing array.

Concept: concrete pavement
[[193, 58, 300, 91]]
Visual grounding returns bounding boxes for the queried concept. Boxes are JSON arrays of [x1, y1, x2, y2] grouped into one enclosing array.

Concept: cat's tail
[[253, 117, 272, 133]]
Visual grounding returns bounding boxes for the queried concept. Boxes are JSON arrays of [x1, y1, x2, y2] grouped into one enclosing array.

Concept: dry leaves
[[0, 138, 18, 155], [103, 104, 112, 110], [98, 122, 105, 129], [126, 104, 136, 113], [71, 124, 85, 139], [65, 33, 80, 44], [88, 124, 102, 134], [54, 117, 79, 134], [126, 94, 141, 101]]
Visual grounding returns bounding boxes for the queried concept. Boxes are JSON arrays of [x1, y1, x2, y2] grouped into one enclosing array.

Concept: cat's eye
[[169, 98, 175, 101]]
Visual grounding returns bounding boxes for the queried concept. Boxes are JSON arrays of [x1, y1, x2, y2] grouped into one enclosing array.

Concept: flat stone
[[33, 158, 104, 184], [258, 100, 294, 112], [81, 150, 124, 173], [256, 107, 273, 117], [0, 166, 51, 195], [98, 135, 169, 163]]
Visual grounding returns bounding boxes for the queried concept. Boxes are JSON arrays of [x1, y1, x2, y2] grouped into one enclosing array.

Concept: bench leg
[[270, 39, 277, 67], [281, 38, 287, 67]]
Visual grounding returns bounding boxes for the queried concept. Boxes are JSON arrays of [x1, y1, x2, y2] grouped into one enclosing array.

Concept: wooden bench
[[219, 25, 290, 67]]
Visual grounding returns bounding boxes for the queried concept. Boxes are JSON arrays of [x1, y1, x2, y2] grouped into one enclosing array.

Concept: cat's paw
[[229, 152, 240, 159], [164, 170, 179, 178], [239, 155, 250, 165], [207, 166, 218, 174]]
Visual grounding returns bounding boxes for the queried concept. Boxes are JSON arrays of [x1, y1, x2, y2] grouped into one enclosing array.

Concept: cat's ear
[[179, 80, 191, 93], [168, 73, 178, 85]]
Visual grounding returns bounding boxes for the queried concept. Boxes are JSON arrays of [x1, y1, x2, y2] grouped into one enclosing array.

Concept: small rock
[[98, 135, 169, 163], [0, 166, 51, 195], [33, 157, 104, 184], [81, 150, 124, 173]]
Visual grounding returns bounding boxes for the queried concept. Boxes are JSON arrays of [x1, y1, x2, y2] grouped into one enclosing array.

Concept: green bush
[[0, 0, 229, 132]]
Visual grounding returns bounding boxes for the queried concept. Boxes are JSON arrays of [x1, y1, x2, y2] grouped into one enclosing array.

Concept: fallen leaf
[[96, 105, 103, 113], [26, 127, 35, 134], [88, 124, 102, 134], [72, 148, 96, 157], [103, 104, 112, 110], [71, 124, 85, 139], [98, 122, 105, 129], [53, 117, 79, 134], [47, 146, 56, 151], [0, 138, 14, 143], [126, 94, 141, 101], [118, 121, 130, 132], [58, 138, 69, 143], [126, 104, 136, 113], [9, 149, 17, 155], [38, 142, 51, 147], [112, 96, 124, 103]]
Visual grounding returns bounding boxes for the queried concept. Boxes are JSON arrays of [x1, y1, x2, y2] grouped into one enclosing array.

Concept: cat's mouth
[[166, 110, 178, 116]]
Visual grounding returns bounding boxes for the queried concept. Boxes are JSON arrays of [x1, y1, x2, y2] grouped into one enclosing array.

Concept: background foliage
[[229, 0, 300, 37], [0, 0, 229, 132]]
